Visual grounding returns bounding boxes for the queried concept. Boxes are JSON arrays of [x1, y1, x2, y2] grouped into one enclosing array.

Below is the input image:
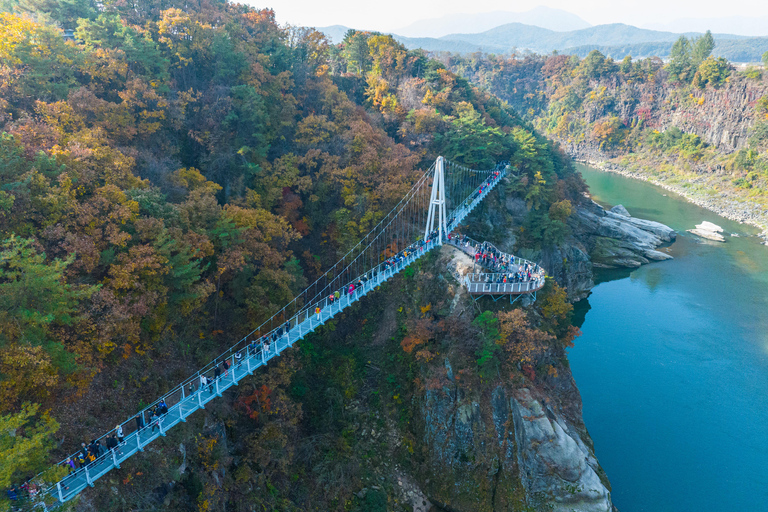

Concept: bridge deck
[[447, 239, 545, 296]]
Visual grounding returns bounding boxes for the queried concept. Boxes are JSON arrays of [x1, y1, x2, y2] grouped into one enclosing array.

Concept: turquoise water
[[570, 164, 768, 512]]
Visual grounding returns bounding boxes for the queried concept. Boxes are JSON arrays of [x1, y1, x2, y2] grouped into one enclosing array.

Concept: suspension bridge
[[14, 156, 545, 510]]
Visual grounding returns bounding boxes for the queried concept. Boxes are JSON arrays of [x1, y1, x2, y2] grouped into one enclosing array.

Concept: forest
[[0, 1, 587, 510]]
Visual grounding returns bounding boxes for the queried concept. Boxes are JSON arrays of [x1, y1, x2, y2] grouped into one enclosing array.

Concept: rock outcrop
[[512, 388, 613, 512], [420, 370, 615, 512], [571, 201, 676, 269], [501, 195, 676, 300]]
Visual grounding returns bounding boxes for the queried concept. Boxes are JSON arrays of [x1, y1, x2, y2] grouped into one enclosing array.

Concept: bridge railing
[[463, 273, 545, 294]]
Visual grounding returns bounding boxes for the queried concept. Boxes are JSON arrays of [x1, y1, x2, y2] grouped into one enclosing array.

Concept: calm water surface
[[570, 164, 768, 512]]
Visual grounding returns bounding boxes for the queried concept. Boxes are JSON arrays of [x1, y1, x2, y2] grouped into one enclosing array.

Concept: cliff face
[[420, 367, 614, 512], [660, 77, 766, 152], [409, 248, 615, 512], [555, 74, 767, 153]]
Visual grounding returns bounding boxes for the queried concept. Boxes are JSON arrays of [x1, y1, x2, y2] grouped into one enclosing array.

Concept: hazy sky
[[244, 0, 768, 32]]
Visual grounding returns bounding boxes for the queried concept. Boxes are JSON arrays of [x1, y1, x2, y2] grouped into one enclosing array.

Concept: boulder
[[697, 221, 723, 232], [687, 228, 726, 242], [609, 204, 630, 217]]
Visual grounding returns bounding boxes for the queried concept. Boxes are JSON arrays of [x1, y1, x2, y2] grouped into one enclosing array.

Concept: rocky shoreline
[[561, 143, 768, 243]]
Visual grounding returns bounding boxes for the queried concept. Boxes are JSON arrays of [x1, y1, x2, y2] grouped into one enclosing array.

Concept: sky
[[244, 0, 768, 33]]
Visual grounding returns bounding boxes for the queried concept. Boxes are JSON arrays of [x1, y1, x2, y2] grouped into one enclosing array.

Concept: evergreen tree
[[668, 35, 692, 83], [691, 30, 715, 69]]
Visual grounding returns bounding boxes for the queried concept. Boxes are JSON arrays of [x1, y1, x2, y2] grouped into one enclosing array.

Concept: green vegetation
[[0, 0, 587, 507]]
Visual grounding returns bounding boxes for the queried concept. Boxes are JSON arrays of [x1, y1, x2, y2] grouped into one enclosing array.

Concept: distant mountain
[[644, 16, 768, 38], [392, 22, 766, 62], [394, 6, 591, 38], [439, 23, 746, 54], [317, 25, 352, 44], [318, 20, 767, 64]]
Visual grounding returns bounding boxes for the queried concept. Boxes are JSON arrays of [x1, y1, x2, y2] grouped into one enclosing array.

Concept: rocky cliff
[[556, 74, 767, 153], [409, 247, 616, 512]]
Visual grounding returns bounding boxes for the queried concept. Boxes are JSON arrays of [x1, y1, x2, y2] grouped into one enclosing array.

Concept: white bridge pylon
[[425, 156, 448, 244]]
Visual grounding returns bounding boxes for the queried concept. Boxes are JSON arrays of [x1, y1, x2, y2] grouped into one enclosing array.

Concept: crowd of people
[[449, 235, 543, 289], [20, 165, 510, 504]]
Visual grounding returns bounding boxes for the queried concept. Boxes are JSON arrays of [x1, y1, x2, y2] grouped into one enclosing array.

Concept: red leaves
[[237, 384, 273, 421]]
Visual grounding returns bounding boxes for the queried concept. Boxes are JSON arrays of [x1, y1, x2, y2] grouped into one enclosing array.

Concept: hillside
[[565, 36, 768, 62], [0, 4, 619, 512]]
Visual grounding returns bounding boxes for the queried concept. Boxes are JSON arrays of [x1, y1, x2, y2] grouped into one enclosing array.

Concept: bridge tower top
[[425, 155, 448, 244]]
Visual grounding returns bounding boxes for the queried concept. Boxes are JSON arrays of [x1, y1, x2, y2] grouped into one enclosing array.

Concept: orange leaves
[[561, 325, 582, 349], [237, 384, 273, 421], [400, 335, 424, 354], [401, 318, 434, 354], [497, 309, 552, 367], [107, 243, 166, 291]]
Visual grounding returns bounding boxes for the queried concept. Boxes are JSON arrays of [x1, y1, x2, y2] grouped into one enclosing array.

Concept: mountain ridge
[[393, 6, 591, 37]]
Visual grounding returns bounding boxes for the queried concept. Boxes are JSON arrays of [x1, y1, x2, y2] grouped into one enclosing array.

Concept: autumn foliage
[[0, 0, 588, 496]]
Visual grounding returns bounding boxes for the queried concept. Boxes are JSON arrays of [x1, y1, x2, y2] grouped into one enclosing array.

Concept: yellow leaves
[[0, 344, 59, 409], [415, 349, 435, 362], [0, 14, 43, 65], [541, 282, 572, 322], [172, 167, 222, 194], [365, 75, 401, 115], [35, 100, 85, 135], [295, 114, 336, 146], [420, 303, 432, 316]]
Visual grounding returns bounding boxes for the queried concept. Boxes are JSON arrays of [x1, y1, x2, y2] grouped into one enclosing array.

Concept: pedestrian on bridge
[[222, 358, 230, 377], [106, 433, 122, 456], [315, 305, 321, 320], [135, 413, 145, 432], [116, 424, 124, 445], [150, 409, 160, 433]]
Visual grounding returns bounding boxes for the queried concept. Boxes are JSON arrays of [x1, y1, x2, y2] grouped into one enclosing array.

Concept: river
[[569, 164, 768, 512]]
